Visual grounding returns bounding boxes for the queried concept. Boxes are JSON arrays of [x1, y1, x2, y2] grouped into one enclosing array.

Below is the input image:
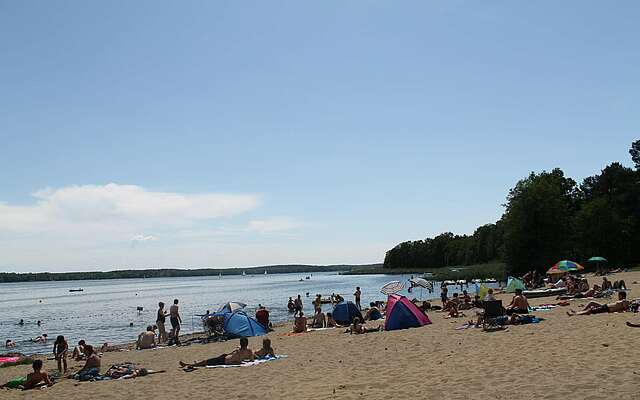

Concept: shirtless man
[[74, 345, 101, 380], [505, 289, 529, 315], [354, 287, 362, 310], [567, 291, 630, 316], [254, 338, 275, 359], [179, 338, 254, 368], [21, 360, 54, 389], [293, 311, 307, 333], [136, 326, 157, 350], [169, 299, 182, 344]]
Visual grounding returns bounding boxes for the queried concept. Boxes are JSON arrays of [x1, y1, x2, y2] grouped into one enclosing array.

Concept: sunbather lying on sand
[[179, 338, 254, 368], [567, 292, 630, 316], [347, 318, 381, 334]]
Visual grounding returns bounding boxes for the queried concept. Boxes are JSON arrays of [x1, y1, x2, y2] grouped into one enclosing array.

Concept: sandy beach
[[2, 271, 639, 400]]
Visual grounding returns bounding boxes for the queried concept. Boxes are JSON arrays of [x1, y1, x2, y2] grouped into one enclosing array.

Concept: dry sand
[[2, 271, 640, 400]]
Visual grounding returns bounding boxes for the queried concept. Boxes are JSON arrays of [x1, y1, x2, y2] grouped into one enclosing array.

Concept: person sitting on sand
[[613, 280, 627, 290], [484, 288, 496, 302], [311, 308, 326, 328], [74, 345, 101, 381], [326, 312, 337, 328], [293, 311, 307, 333], [567, 291, 630, 316], [364, 302, 383, 321], [348, 317, 381, 334], [558, 284, 602, 300], [443, 294, 462, 317], [12, 360, 53, 390], [53, 335, 68, 374], [472, 295, 483, 308], [5, 339, 16, 348], [505, 289, 529, 315], [179, 338, 254, 368], [601, 277, 612, 290], [137, 326, 157, 350], [72, 340, 86, 361], [100, 343, 109, 353], [254, 338, 275, 359]]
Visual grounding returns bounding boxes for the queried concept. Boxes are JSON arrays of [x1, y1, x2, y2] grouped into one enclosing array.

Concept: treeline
[[385, 140, 640, 276], [0, 264, 382, 283]]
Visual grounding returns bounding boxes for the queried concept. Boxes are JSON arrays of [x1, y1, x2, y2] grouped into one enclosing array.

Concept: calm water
[[0, 272, 491, 355]]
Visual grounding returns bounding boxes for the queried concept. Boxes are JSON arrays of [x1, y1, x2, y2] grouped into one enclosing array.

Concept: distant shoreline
[[0, 263, 383, 283]]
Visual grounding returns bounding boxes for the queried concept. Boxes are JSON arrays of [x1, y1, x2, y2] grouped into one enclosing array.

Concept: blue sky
[[1, 1, 638, 271]]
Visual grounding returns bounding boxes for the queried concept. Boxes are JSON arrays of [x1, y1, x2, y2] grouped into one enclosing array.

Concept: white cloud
[[247, 217, 303, 233]]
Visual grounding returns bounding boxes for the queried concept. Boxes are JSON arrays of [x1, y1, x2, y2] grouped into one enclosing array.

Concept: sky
[[0, 1, 638, 272]]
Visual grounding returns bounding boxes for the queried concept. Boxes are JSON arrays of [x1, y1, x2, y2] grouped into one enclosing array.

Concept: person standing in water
[[169, 299, 182, 344], [156, 302, 168, 343], [354, 287, 362, 310]]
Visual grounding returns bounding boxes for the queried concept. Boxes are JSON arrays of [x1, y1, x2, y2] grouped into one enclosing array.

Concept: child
[[53, 335, 68, 373]]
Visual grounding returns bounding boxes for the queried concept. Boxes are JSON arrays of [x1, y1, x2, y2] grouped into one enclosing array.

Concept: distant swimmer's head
[[32, 359, 43, 371], [173, 299, 179, 305]]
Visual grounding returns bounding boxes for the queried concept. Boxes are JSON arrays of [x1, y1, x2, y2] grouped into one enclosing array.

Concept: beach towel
[[205, 355, 287, 368], [0, 357, 20, 364], [530, 305, 557, 311], [3, 376, 26, 388]]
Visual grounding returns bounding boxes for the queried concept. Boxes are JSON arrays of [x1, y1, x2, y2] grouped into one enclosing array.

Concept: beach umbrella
[[547, 260, 584, 275], [217, 301, 247, 314], [380, 281, 405, 295], [409, 278, 433, 291], [588, 256, 607, 263]]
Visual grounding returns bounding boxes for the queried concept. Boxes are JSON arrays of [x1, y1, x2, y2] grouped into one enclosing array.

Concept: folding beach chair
[[482, 300, 505, 331]]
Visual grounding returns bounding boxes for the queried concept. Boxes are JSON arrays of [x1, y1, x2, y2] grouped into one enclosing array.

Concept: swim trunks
[[206, 354, 227, 366], [170, 317, 180, 328]]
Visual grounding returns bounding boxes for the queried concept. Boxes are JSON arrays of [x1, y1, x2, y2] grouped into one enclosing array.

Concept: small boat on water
[[69, 288, 84, 292]]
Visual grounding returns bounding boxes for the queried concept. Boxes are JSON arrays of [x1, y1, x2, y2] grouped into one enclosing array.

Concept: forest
[[384, 140, 640, 276]]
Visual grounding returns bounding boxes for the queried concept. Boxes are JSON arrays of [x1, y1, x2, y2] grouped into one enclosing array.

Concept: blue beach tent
[[332, 301, 363, 325], [222, 311, 267, 338]]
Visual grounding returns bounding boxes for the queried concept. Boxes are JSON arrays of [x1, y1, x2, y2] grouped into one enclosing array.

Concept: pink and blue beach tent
[[384, 294, 432, 331], [332, 301, 363, 325], [220, 311, 267, 338]]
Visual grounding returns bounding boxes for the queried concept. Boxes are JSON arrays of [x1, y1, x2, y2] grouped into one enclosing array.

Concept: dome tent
[[384, 294, 431, 331], [222, 311, 267, 338], [332, 301, 363, 325]]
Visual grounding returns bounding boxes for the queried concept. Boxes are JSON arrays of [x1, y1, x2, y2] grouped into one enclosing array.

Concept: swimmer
[[5, 339, 16, 348]]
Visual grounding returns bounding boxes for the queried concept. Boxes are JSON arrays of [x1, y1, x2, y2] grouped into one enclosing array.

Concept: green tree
[[630, 139, 640, 170], [501, 168, 579, 275]]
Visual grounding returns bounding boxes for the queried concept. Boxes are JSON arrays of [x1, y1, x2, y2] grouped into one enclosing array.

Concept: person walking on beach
[[354, 287, 362, 310], [53, 335, 68, 373], [156, 302, 168, 343], [169, 299, 182, 344]]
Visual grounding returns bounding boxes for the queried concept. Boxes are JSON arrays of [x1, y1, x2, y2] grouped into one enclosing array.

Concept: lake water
[[0, 272, 494, 355]]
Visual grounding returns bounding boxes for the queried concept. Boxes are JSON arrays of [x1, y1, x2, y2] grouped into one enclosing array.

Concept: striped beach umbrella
[[380, 281, 405, 295]]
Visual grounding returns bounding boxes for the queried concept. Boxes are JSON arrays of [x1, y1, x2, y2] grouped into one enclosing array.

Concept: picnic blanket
[[205, 355, 287, 368]]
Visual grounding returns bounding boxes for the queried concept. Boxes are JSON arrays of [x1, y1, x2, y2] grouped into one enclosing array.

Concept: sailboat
[[264, 269, 268, 275], [218, 272, 222, 279], [242, 271, 246, 277]]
